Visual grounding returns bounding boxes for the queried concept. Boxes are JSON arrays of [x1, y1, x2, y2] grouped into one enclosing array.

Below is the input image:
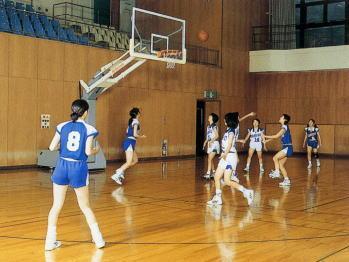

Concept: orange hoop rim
[[156, 50, 182, 58]]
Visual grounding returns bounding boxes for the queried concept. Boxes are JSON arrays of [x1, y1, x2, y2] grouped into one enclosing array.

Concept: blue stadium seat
[[79, 35, 89, 45], [56, 26, 68, 42], [4, 0, 14, 7], [15, 2, 24, 10], [0, 8, 10, 32], [65, 27, 79, 43], [18, 12, 35, 37], [25, 4, 34, 12], [6, 7, 22, 34], [30, 13, 46, 38], [39, 15, 57, 39]]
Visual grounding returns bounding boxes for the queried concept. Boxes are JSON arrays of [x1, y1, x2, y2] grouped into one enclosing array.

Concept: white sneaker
[[230, 171, 239, 183], [316, 160, 320, 167], [307, 162, 312, 169], [244, 189, 254, 206], [111, 170, 124, 185], [269, 170, 281, 179], [279, 179, 291, 187], [203, 173, 211, 179], [45, 240, 61, 251], [244, 166, 250, 172], [207, 195, 222, 205], [92, 231, 105, 249]]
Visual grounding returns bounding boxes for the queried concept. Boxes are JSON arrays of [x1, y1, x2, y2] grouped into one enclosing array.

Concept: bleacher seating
[[0, 0, 129, 51]]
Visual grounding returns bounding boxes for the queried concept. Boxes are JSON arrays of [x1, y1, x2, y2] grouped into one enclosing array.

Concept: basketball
[[198, 30, 209, 42]]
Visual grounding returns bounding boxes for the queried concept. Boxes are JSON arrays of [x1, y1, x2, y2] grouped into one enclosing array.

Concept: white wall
[[250, 45, 349, 72]]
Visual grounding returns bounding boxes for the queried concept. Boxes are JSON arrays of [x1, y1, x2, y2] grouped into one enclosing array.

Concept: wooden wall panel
[[37, 40, 64, 81], [36, 80, 64, 150], [63, 44, 88, 82], [7, 78, 37, 165], [0, 34, 9, 77], [63, 81, 80, 117], [0, 76, 8, 166], [9, 35, 37, 79], [335, 126, 349, 155]]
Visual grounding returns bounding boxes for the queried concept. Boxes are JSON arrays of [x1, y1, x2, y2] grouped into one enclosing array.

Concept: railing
[[53, 2, 109, 26], [187, 45, 220, 67]]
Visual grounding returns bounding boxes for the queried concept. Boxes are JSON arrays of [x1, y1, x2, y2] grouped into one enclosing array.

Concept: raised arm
[[264, 128, 285, 140], [49, 132, 61, 151], [239, 112, 256, 122]]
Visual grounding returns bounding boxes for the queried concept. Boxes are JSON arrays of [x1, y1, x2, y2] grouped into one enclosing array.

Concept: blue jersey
[[206, 124, 218, 141], [305, 127, 319, 142], [221, 128, 237, 153], [281, 125, 292, 146], [126, 119, 140, 140], [56, 120, 98, 161]]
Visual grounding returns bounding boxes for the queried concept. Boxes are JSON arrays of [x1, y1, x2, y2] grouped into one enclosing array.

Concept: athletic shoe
[[45, 240, 61, 251], [244, 189, 254, 206], [92, 231, 105, 249], [230, 171, 239, 183], [307, 162, 312, 169], [316, 160, 321, 167], [269, 170, 281, 179], [203, 173, 211, 179], [111, 172, 124, 185], [207, 195, 222, 205], [244, 166, 250, 172], [279, 179, 291, 187]]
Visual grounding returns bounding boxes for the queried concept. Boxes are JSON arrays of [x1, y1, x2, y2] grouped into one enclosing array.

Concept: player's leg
[[205, 152, 215, 179], [244, 147, 255, 172], [45, 183, 68, 251], [74, 186, 105, 248], [111, 146, 134, 185], [257, 149, 264, 172], [279, 157, 291, 187], [269, 150, 287, 179], [307, 145, 312, 168], [313, 147, 320, 167], [207, 164, 225, 205]]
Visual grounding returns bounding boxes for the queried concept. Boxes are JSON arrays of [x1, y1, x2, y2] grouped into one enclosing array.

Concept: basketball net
[[157, 50, 182, 69]]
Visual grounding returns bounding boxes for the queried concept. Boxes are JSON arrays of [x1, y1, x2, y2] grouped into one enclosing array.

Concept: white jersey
[[248, 127, 264, 145], [221, 128, 237, 153], [206, 124, 218, 141]]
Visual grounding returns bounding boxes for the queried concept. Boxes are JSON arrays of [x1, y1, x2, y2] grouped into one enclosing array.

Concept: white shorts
[[250, 142, 262, 152], [207, 141, 220, 154], [218, 153, 238, 171]]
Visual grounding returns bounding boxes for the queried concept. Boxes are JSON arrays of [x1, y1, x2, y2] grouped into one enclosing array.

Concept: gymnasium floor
[[0, 155, 348, 261]]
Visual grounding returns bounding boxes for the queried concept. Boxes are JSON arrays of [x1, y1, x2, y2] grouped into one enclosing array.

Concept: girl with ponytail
[[111, 107, 146, 185]]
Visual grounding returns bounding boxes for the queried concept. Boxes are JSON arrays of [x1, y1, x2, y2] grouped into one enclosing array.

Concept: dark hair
[[283, 114, 291, 125], [71, 99, 89, 122], [232, 112, 239, 123], [253, 118, 260, 125], [210, 113, 219, 124], [307, 119, 318, 128], [128, 107, 140, 126], [225, 113, 238, 129]]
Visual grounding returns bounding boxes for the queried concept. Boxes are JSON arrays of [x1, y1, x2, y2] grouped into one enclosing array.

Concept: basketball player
[[207, 113, 254, 206], [303, 119, 322, 168], [264, 114, 293, 187], [45, 99, 105, 251], [242, 119, 265, 173], [111, 108, 146, 185], [203, 113, 220, 179]]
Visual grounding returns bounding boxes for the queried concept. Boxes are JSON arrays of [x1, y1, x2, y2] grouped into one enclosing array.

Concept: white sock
[[215, 189, 222, 196], [238, 185, 245, 193], [246, 164, 250, 168], [275, 169, 280, 174], [260, 164, 263, 167], [308, 161, 311, 164], [46, 226, 56, 241]]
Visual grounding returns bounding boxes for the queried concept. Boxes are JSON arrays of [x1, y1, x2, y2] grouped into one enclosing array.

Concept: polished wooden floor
[[0, 155, 348, 261]]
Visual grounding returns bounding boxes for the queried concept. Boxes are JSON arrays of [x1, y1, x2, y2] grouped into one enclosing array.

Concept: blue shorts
[[281, 145, 293, 157], [123, 138, 136, 151], [51, 158, 89, 188], [307, 141, 318, 149]]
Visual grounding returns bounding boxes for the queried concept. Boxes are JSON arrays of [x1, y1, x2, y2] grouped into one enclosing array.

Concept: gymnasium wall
[[255, 71, 349, 155], [0, 0, 261, 167]]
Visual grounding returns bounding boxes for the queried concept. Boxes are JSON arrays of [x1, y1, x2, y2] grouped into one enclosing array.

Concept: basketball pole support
[[37, 48, 147, 170]]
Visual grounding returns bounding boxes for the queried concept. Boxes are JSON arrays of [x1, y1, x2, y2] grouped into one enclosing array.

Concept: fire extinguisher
[[162, 139, 168, 156]]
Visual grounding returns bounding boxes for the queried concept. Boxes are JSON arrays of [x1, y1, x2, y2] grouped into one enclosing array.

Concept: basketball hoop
[[156, 50, 182, 69]]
